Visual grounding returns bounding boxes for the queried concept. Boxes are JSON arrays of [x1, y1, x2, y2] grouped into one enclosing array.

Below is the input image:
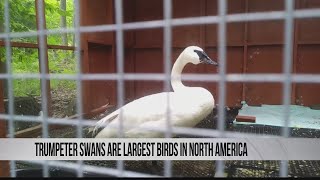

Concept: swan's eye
[[194, 50, 204, 60], [194, 50, 208, 61], [194, 49, 218, 66]]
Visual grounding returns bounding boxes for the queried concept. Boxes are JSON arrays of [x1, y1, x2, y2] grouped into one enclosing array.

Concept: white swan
[[93, 46, 218, 138]]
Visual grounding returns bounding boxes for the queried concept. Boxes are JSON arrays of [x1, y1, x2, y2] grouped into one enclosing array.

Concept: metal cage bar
[[73, 0, 84, 177], [35, 0, 50, 177], [215, 0, 227, 177], [4, 0, 16, 177], [114, 0, 125, 176], [1, 8, 320, 39], [0, 73, 320, 83], [280, 0, 295, 177], [0, 0, 319, 178], [163, 0, 173, 177]]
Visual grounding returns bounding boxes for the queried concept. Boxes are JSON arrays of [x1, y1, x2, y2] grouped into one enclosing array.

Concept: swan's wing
[[94, 91, 210, 138], [92, 92, 168, 136], [124, 117, 168, 138], [91, 109, 120, 136]]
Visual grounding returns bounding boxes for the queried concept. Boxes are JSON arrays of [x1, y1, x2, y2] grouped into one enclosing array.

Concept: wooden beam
[[0, 1, 10, 176], [0, 61, 9, 177], [292, 0, 300, 105], [0, 41, 75, 50], [15, 124, 42, 138], [242, 0, 249, 102], [80, 0, 90, 114], [35, 0, 53, 123], [0, 159, 9, 177], [236, 115, 256, 123]]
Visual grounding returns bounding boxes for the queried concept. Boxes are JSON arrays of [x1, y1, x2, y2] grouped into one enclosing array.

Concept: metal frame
[[1, 0, 320, 177]]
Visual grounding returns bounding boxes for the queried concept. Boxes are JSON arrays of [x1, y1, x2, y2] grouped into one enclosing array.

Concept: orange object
[[236, 115, 256, 123]]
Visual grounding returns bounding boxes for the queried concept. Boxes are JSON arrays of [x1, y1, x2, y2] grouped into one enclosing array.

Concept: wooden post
[[35, 0, 53, 120], [242, 0, 249, 103], [292, 0, 299, 105], [0, 61, 10, 177], [0, 1, 10, 176]]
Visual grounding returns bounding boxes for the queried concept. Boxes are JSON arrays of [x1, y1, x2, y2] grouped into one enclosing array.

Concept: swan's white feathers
[[94, 87, 214, 138]]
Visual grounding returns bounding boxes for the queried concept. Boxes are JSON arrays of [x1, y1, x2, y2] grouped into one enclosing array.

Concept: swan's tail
[[89, 109, 120, 137]]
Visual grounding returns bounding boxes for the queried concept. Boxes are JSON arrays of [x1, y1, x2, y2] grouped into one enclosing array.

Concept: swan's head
[[183, 46, 218, 66]]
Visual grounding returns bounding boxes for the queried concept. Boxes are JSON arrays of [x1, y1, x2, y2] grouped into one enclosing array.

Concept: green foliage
[[0, 0, 38, 43], [1, 0, 76, 97], [45, 0, 74, 46]]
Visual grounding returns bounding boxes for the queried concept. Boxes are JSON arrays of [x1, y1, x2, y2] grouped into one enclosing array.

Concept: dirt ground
[[4, 88, 76, 132], [49, 88, 77, 118]]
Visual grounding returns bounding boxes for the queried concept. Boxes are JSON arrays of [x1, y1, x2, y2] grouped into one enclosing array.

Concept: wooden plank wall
[[80, 0, 116, 112], [294, 0, 320, 106], [121, 0, 320, 107], [81, 0, 320, 112]]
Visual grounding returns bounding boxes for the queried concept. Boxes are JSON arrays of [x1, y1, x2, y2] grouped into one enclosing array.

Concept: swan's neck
[[171, 54, 188, 91]]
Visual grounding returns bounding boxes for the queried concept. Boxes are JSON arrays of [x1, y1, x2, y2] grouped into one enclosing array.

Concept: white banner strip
[[0, 138, 319, 161]]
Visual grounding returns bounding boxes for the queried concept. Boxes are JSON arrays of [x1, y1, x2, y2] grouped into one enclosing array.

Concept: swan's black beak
[[201, 55, 219, 66], [194, 50, 219, 66]]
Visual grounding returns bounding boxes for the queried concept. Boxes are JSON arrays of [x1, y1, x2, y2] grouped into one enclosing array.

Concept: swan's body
[[95, 87, 214, 138], [93, 46, 218, 138]]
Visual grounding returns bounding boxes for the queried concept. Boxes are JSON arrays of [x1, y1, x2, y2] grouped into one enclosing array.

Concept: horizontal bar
[[133, 43, 245, 49], [8, 40, 317, 53], [47, 44, 75, 50], [0, 41, 75, 50], [21, 160, 159, 177], [0, 73, 320, 83], [297, 41, 320, 45], [0, 8, 320, 39], [0, 113, 277, 139], [132, 41, 320, 49]]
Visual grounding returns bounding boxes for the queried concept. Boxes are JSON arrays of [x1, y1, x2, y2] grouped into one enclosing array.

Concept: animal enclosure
[[81, 0, 320, 110], [0, 0, 320, 178]]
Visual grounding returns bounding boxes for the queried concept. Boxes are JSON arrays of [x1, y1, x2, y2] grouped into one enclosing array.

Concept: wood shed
[[80, 0, 320, 114]]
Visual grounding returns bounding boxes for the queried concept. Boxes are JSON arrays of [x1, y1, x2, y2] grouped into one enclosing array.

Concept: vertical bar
[[73, 0, 83, 177], [280, 0, 294, 177], [35, 0, 49, 177], [199, 0, 206, 49], [115, 0, 125, 176], [78, 0, 90, 114], [242, 0, 248, 102], [163, 0, 172, 177], [4, 0, 16, 177], [215, 0, 227, 177], [0, 79, 9, 177], [291, 0, 300, 105]]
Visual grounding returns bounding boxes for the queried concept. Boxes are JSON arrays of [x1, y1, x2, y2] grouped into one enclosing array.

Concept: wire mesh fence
[[1, 0, 320, 177]]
